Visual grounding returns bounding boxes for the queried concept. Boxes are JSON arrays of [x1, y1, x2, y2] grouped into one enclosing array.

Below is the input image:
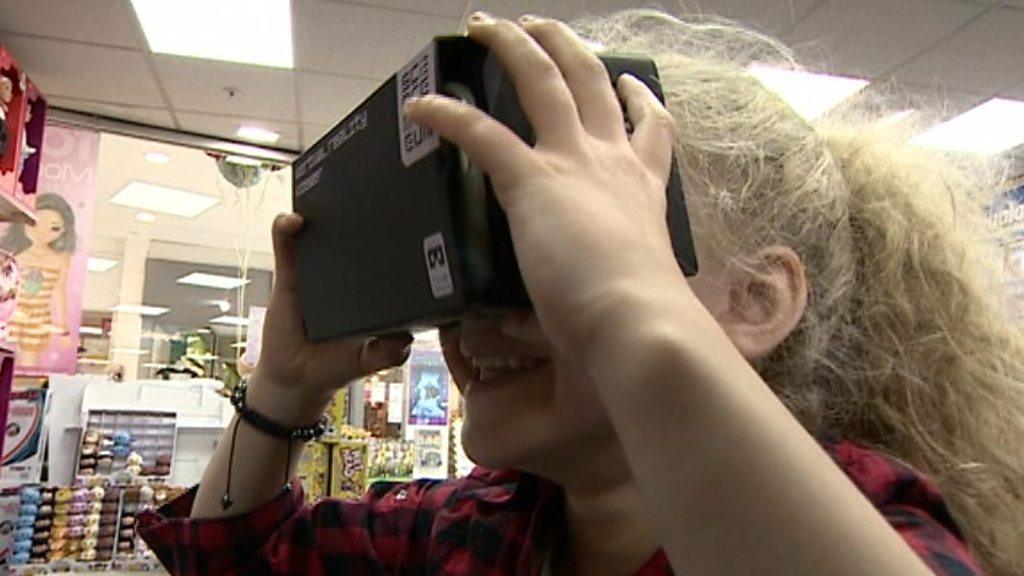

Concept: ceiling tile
[[154, 56, 297, 121], [299, 72, 379, 125], [889, 6, 1024, 95], [890, 81, 988, 131], [46, 96, 176, 129], [0, 0, 141, 48], [175, 112, 300, 152], [0, 35, 164, 106], [469, 0, 642, 21], [784, 0, 982, 78], [1003, 81, 1024, 101], [302, 123, 333, 149], [318, 0, 469, 18], [293, 0, 461, 78], [636, 0, 818, 34]]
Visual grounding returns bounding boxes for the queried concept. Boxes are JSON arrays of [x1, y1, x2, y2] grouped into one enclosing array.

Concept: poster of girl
[[0, 193, 75, 367]]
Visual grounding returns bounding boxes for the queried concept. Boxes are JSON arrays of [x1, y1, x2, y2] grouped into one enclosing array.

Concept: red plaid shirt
[[139, 439, 982, 575]]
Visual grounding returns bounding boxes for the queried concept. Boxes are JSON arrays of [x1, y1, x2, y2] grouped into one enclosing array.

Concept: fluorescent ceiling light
[[130, 0, 293, 68], [748, 64, 869, 120], [230, 342, 247, 348], [225, 155, 263, 167], [210, 315, 250, 327], [111, 303, 170, 316], [79, 326, 104, 336], [177, 272, 250, 290], [910, 98, 1024, 155], [208, 299, 232, 313], [110, 181, 219, 218], [195, 328, 212, 334], [144, 151, 170, 165], [110, 348, 149, 356], [86, 257, 118, 273], [142, 363, 170, 369], [135, 211, 158, 223], [236, 126, 280, 143]]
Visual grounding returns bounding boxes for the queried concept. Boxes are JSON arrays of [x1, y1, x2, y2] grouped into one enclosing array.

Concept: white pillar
[[108, 236, 150, 380]]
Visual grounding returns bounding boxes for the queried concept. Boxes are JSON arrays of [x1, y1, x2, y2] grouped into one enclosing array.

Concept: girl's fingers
[[404, 94, 536, 187], [466, 13, 583, 148], [617, 74, 676, 183], [270, 213, 304, 294], [519, 16, 625, 142]]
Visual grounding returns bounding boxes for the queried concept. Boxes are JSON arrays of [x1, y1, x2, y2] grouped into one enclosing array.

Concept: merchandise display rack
[[0, 43, 42, 224]]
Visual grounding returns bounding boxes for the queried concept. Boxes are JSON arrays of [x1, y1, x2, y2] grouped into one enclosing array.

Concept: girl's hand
[[249, 214, 413, 425], [406, 14, 689, 359]]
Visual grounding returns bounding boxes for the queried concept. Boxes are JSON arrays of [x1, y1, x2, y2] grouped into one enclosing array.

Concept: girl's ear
[[709, 246, 808, 360]]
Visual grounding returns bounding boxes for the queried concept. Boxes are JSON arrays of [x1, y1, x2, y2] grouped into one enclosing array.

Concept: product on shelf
[[75, 410, 177, 482], [367, 438, 414, 481], [7, 485, 38, 566], [296, 442, 330, 503], [331, 441, 369, 501]]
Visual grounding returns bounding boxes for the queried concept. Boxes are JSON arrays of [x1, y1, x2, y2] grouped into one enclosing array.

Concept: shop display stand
[[0, 343, 15, 457], [5, 410, 180, 572], [0, 44, 42, 223]]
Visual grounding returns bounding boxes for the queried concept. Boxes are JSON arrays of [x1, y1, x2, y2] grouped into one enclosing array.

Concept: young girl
[[1, 193, 76, 367], [139, 10, 1023, 576]]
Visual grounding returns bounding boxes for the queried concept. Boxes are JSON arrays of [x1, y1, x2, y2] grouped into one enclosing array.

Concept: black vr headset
[[292, 36, 698, 341]]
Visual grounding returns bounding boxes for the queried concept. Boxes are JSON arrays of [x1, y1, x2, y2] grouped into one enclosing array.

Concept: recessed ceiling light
[[195, 328, 212, 334], [230, 342, 247, 348], [130, 0, 293, 68], [225, 155, 263, 167], [210, 315, 250, 326], [177, 272, 251, 290], [135, 211, 158, 223], [236, 126, 280, 144], [110, 181, 219, 218], [910, 98, 1024, 155], [144, 151, 170, 165], [748, 64, 869, 120], [111, 303, 170, 316], [79, 326, 104, 336], [86, 257, 119, 273]]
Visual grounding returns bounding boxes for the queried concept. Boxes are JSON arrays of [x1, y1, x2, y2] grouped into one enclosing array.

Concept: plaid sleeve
[[138, 477, 454, 576], [824, 440, 984, 576]]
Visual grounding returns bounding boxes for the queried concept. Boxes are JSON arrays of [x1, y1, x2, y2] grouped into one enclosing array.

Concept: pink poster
[[0, 124, 98, 374]]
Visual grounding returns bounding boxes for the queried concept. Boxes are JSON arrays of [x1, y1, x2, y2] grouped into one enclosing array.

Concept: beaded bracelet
[[222, 381, 328, 511]]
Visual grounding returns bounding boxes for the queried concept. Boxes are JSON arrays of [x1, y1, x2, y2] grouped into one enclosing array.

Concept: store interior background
[[3, 0, 1024, 379], [0, 0, 1022, 571]]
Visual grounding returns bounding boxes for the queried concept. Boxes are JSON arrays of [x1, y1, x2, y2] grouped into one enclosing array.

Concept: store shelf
[[0, 191, 36, 224]]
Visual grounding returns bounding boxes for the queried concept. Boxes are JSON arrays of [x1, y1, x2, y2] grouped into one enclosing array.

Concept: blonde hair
[[575, 10, 1024, 575]]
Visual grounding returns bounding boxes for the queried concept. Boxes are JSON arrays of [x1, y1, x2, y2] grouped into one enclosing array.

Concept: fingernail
[[468, 11, 493, 25]]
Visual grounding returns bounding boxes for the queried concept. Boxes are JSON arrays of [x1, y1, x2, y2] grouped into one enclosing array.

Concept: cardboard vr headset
[[293, 36, 698, 341]]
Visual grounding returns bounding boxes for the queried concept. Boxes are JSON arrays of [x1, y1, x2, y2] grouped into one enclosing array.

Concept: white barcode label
[[398, 44, 439, 167], [423, 232, 454, 299]]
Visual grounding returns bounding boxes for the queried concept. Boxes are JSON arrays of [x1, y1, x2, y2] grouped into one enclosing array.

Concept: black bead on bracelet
[[222, 380, 329, 511]]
